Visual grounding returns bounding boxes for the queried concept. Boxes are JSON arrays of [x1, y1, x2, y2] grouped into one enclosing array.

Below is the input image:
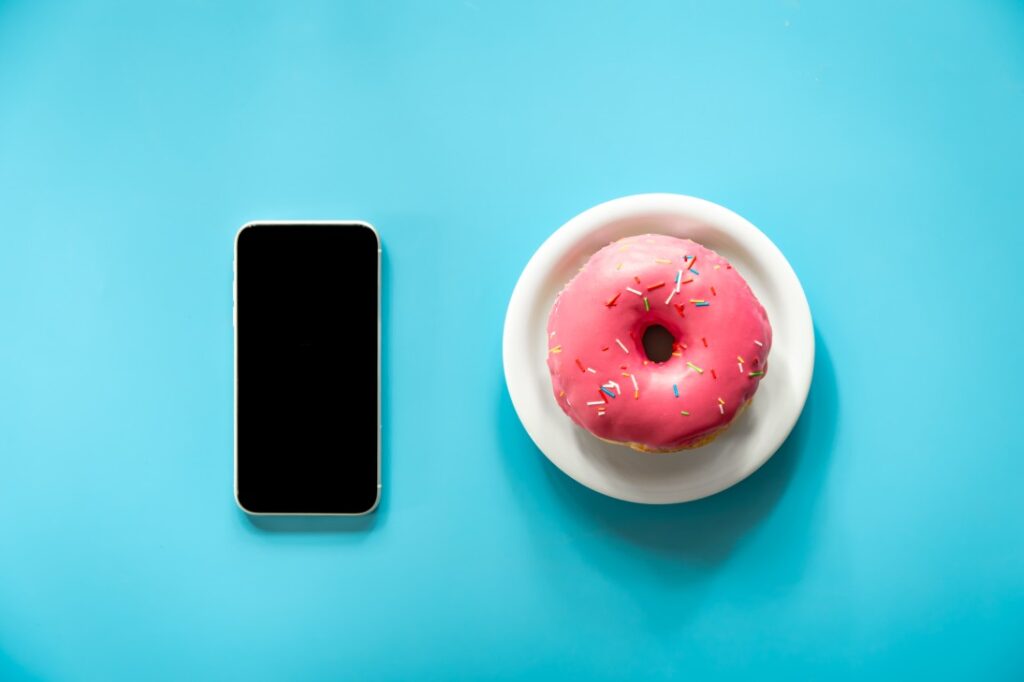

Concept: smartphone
[[234, 221, 381, 515]]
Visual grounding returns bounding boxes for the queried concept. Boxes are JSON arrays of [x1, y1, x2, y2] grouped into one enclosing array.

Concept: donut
[[545, 233, 772, 452]]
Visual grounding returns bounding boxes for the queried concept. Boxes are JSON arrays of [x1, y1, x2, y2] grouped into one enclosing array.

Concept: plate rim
[[502, 193, 814, 504]]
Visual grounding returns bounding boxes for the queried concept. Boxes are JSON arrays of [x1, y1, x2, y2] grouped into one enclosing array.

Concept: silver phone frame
[[233, 220, 382, 516]]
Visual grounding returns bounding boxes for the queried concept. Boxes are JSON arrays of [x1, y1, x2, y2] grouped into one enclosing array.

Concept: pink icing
[[546, 234, 772, 451]]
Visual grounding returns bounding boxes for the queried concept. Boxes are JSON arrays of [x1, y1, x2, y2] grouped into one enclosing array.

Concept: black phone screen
[[235, 223, 380, 514]]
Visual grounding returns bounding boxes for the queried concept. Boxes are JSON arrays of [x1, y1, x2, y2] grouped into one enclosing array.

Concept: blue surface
[[2, 1, 1023, 679]]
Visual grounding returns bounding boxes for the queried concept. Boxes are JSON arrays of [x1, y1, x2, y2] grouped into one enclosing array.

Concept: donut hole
[[641, 324, 675, 363]]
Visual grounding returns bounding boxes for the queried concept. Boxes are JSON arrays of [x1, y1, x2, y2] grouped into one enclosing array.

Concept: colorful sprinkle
[[655, 258, 672, 264], [600, 387, 616, 399], [695, 302, 710, 307], [626, 287, 642, 296], [605, 293, 621, 307], [719, 403, 725, 415], [615, 338, 630, 354], [615, 263, 623, 270], [718, 397, 725, 405], [687, 362, 703, 374], [586, 400, 604, 406], [690, 268, 700, 275], [711, 286, 717, 296], [754, 340, 764, 347], [737, 356, 745, 363], [711, 369, 718, 380], [634, 276, 642, 285], [643, 297, 650, 311], [738, 362, 744, 373], [701, 337, 708, 348], [689, 299, 705, 303], [586, 367, 597, 374], [748, 371, 765, 377], [647, 282, 666, 291], [549, 345, 562, 354], [665, 290, 676, 305], [673, 384, 679, 398], [680, 410, 691, 416], [631, 374, 639, 399], [575, 358, 586, 372]]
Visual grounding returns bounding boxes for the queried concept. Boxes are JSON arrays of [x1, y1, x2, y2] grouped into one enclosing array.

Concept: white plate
[[502, 194, 814, 504]]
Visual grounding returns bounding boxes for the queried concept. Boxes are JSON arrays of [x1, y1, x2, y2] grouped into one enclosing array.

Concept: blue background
[[1, 1, 1022, 679]]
